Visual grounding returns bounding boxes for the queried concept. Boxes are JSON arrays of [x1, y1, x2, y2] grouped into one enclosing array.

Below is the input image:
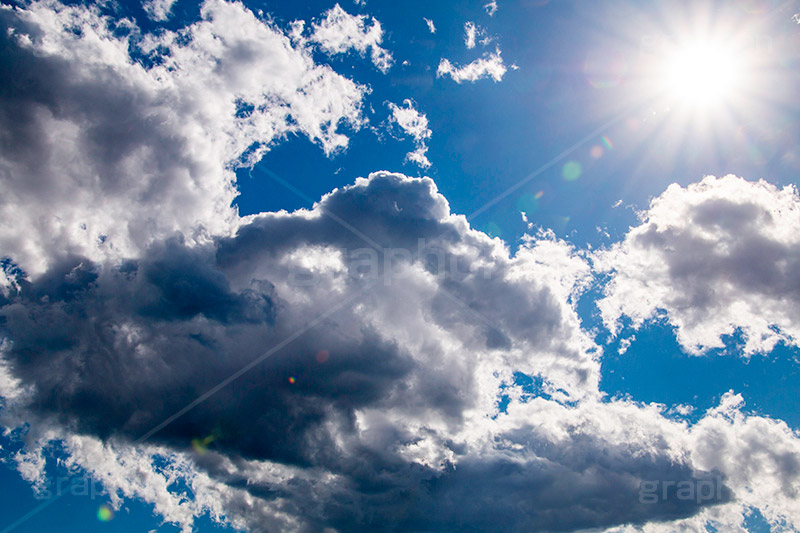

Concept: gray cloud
[[0, 170, 733, 531]]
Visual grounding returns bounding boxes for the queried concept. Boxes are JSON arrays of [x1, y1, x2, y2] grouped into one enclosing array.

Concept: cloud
[[0, 172, 635, 531], [0, 0, 367, 278], [686, 392, 800, 530], [437, 49, 508, 83], [464, 21, 492, 49], [485, 0, 498, 16], [2, 170, 800, 531], [424, 17, 436, 34], [597, 175, 800, 355], [142, 0, 177, 21], [465, 21, 479, 49], [595, 392, 800, 533], [306, 3, 393, 72], [2, 1, 800, 529], [387, 100, 432, 168]]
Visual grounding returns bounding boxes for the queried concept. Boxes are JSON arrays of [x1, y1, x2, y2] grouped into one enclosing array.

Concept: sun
[[659, 39, 744, 108]]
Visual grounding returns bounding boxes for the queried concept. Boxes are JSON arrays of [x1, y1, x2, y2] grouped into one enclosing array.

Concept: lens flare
[[516, 193, 539, 214], [484, 221, 502, 238], [584, 50, 629, 89], [97, 505, 114, 522], [191, 434, 217, 455], [562, 161, 582, 181]]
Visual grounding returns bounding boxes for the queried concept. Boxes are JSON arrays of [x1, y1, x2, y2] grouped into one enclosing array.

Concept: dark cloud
[[0, 171, 733, 531], [0, 243, 411, 465]]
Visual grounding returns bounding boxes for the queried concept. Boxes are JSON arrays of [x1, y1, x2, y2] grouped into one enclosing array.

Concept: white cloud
[[307, 3, 393, 72], [423, 17, 436, 34], [682, 391, 800, 531], [617, 335, 634, 354], [462, 21, 492, 48], [0, 0, 367, 278], [597, 175, 800, 355], [406, 146, 431, 168], [437, 49, 508, 83], [142, 0, 176, 21], [484, 0, 498, 16], [387, 99, 432, 168], [464, 21, 478, 49]]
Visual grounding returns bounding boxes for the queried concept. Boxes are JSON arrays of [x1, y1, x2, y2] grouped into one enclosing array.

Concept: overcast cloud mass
[[1, 0, 800, 532]]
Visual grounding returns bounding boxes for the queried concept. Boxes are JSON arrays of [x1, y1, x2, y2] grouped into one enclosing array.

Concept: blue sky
[[0, 0, 799, 531]]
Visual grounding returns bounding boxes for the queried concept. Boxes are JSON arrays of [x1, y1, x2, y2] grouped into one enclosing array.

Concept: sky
[[0, 0, 799, 531]]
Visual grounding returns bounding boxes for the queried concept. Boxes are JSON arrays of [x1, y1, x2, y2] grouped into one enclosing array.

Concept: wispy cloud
[[142, 0, 176, 21], [388, 99, 432, 168], [463, 21, 492, 48], [423, 17, 436, 34], [437, 49, 508, 83], [484, 0, 498, 16], [465, 21, 478, 49]]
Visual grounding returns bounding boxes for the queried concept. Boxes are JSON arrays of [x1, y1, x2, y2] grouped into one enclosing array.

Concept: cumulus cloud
[[597, 175, 800, 355], [485, 0, 498, 16], [437, 49, 508, 83], [2, 158, 800, 533], [306, 3, 393, 72], [424, 17, 436, 34], [387, 100, 432, 168], [0, 0, 366, 278], [0, 171, 631, 530]]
